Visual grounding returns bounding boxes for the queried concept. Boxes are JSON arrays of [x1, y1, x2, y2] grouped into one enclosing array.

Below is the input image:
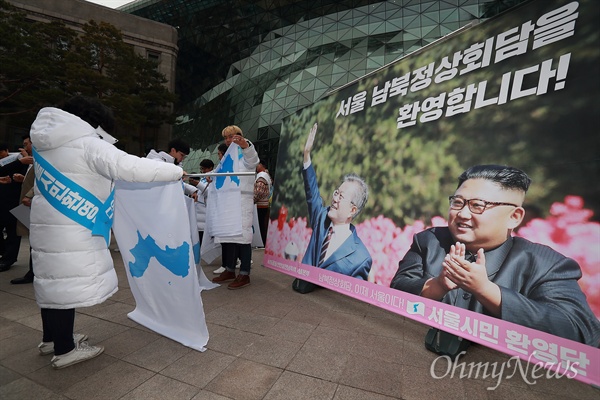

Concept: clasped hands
[[435, 242, 490, 297]]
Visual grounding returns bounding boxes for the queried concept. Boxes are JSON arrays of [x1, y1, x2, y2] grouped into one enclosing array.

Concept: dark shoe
[[11, 274, 34, 284], [212, 270, 236, 283], [0, 263, 13, 272], [228, 274, 250, 290]]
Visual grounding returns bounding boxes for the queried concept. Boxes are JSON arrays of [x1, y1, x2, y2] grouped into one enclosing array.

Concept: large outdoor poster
[[263, 0, 599, 386]]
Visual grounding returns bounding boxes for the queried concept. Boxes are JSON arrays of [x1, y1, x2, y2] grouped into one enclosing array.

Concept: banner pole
[[185, 172, 256, 178]]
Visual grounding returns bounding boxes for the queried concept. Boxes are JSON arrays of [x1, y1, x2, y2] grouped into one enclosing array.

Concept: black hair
[[60, 95, 115, 134], [217, 143, 228, 154], [167, 138, 190, 155], [457, 164, 531, 193], [0, 142, 8, 151], [200, 159, 214, 169]]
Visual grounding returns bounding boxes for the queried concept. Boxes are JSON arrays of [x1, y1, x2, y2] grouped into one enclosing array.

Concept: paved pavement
[[0, 238, 598, 399]]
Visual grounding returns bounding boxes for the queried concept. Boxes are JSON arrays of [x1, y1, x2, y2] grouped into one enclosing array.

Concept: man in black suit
[[0, 136, 31, 271], [391, 164, 600, 346]]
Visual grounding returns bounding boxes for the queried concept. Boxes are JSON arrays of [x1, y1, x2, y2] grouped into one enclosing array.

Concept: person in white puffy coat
[[29, 96, 183, 369], [211, 125, 259, 289], [189, 159, 215, 244], [145, 138, 198, 198]]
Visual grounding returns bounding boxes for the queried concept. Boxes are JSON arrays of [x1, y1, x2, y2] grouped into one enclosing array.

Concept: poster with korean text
[[264, 0, 600, 386]]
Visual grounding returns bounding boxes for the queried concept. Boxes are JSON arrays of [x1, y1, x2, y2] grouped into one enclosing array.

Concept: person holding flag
[[211, 125, 259, 289], [29, 96, 184, 369]]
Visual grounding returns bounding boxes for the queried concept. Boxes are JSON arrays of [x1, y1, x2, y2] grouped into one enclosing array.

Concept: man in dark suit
[[390, 164, 600, 346], [293, 123, 371, 293], [0, 136, 31, 271]]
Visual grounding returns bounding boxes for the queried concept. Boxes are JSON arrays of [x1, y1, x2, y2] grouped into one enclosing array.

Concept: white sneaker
[[38, 333, 88, 356], [213, 266, 226, 274], [50, 341, 104, 369]]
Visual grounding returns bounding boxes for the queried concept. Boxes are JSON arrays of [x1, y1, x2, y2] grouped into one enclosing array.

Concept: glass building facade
[[121, 0, 528, 170]]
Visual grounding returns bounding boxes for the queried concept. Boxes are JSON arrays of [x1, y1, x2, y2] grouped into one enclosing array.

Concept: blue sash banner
[[33, 147, 114, 245]]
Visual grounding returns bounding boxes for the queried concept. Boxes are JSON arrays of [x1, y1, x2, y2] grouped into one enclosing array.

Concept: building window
[[147, 50, 161, 68]]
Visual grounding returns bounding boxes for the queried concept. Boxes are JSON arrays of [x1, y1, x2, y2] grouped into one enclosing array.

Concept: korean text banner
[[264, 0, 600, 386]]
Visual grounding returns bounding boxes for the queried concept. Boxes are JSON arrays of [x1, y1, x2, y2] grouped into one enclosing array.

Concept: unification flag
[[205, 143, 243, 239], [184, 195, 219, 289], [200, 205, 263, 265], [113, 180, 210, 351]]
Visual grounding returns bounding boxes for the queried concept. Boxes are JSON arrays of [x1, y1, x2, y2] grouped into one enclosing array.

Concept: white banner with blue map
[[204, 143, 243, 239], [113, 180, 210, 351]]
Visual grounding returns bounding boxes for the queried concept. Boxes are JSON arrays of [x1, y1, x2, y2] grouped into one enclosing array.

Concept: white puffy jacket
[[30, 107, 183, 309], [195, 179, 209, 231], [146, 149, 197, 196]]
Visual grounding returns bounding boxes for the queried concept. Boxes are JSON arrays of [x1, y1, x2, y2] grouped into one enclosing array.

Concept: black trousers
[[257, 207, 269, 247], [0, 212, 21, 263], [222, 242, 252, 274], [41, 308, 75, 355]]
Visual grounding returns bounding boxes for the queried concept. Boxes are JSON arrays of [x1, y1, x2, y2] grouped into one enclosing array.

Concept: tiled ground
[[0, 238, 598, 399]]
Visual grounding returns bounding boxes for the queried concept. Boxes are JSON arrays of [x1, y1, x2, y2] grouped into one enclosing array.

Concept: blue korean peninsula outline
[[128, 231, 190, 278], [215, 151, 242, 189]]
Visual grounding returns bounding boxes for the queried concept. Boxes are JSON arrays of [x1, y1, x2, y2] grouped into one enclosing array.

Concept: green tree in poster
[[272, 95, 462, 228], [273, 0, 600, 225]]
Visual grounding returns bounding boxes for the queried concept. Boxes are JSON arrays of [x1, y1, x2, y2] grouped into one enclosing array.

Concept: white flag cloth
[[205, 143, 243, 238], [200, 233, 221, 264], [113, 180, 210, 351], [184, 195, 219, 290], [200, 205, 263, 265]]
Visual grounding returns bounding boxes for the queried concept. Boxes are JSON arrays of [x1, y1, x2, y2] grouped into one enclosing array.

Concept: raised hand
[[304, 123, 317, 163]]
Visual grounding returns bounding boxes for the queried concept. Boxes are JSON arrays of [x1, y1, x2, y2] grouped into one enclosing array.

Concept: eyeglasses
[[333, 189, 356, 206], [449, 195, 518, 215]]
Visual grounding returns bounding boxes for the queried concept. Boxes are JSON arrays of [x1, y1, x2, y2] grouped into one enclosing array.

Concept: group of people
[[0, 137, 33, 278], [1, 95, 273, 371], [142, 129, 273, 291], [3, 97, 597, 374]]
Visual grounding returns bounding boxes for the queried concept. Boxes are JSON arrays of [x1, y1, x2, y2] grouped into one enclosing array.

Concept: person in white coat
[[212, 125, 259, 289], [146, 138, 198, 199], [188, 158, 214, 244], [30, 96, 183, 369]]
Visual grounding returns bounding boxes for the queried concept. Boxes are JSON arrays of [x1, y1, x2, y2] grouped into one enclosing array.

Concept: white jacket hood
[[30, 107, 97, 151], [146, 149, 175, 163]]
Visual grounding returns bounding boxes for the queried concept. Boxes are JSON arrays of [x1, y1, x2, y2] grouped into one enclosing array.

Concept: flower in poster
[[265, 215, 312, 262], [516, 196, 600, 318]]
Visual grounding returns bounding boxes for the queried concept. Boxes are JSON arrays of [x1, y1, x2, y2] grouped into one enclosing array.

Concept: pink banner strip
[[264, 253, 600, 386]]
